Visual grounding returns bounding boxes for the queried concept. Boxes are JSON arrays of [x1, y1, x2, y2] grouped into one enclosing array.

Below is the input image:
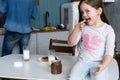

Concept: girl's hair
[[78, 0, 109, 24]]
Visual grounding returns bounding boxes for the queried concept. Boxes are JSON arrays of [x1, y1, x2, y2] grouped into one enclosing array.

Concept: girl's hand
[[74, 20, 86, 31], [93, 64, 105, 75]]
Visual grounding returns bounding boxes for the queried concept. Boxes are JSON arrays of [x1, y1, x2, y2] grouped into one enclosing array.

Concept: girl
[[68, 0, 115, 80]]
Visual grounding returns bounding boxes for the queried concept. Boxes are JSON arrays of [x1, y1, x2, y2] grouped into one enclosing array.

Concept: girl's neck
[[92, 18, 104, 28]]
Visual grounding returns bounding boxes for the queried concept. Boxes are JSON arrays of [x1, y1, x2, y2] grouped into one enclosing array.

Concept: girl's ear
[[97, 7, 102, 16]]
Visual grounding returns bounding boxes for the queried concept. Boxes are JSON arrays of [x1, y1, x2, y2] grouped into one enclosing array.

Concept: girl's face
[[80, 2, 102, 27]]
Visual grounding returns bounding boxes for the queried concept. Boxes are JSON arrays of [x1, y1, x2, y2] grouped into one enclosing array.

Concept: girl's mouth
[[85, 18, 91, 23]]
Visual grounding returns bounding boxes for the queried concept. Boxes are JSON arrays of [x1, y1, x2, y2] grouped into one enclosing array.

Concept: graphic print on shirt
[[83, 33, 101, 52]]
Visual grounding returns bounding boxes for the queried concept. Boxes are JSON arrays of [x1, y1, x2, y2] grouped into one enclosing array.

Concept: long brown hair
[[78, 0, 109, 24]]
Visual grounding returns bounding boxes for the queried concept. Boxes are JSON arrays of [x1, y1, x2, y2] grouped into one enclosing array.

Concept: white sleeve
[[105, 26, 115, 57], [74, 32, 82, 45]]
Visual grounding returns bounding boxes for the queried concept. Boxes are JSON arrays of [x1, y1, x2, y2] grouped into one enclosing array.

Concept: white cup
[[23, 49, 30, 61], [48, 49, 55, 65]]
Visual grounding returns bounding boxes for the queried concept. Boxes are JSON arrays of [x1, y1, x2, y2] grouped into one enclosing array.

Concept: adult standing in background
[[0, 0, 38, 56]]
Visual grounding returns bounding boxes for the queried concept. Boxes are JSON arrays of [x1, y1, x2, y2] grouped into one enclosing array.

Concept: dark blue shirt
[[0, 0, 38, 33]]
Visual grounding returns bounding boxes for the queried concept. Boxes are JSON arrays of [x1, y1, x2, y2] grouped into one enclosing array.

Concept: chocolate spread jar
[[51, 60, 62, 74]]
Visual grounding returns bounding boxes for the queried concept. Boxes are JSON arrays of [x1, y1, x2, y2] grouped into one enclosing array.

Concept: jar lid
[[52, 59, 61, 63]]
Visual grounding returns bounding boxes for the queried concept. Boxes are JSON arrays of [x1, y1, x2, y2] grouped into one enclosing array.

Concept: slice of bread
[[41, 56, 48, 62]]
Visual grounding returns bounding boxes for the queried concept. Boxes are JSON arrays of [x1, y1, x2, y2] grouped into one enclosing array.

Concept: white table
[[0, 54, 75, 80]]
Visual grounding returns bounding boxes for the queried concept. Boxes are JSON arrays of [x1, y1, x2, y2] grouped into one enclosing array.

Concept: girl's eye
[[81, 11, 84, 14], [80, 9, 90, 15], [85, 10, 90, 13]]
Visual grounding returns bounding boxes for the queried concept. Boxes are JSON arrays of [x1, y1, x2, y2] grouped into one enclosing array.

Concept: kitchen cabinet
[[36, 31, 69, 55], [29, 31, 69, 55], [0, 31, 69, 56], [28, 33, 37, 54]]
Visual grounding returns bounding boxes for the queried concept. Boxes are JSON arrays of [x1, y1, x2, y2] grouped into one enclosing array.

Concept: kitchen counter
[[32, 29, 69, 33], [0, 28, 69, 35]]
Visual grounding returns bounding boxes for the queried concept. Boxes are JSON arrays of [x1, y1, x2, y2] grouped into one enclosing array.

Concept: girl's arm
[[68, 20, 86, 46], [93, 25, 115, 75], [102, 55, 113, 68], [93, 55, 113, 75]]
